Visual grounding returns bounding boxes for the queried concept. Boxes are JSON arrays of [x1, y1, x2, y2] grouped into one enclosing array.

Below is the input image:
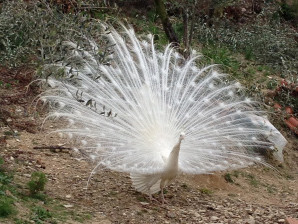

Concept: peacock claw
[[149, 195, 159, 204], [160, 193, 168, 205]]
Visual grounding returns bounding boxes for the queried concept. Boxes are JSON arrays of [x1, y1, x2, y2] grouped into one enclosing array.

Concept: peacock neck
[[166, 139, 182, 169], [171, 139, 182, 155]]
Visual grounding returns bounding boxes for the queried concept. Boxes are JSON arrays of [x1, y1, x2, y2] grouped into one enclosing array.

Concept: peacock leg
[[160, 180, 167, 205], [148, 187, 158, 203], [160, 187, 168, 205]]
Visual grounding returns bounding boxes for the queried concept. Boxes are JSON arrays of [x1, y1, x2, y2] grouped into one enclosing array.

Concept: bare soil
[[0, 68, 297, 224]]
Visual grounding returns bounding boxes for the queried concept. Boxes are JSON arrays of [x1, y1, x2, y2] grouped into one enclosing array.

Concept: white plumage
[[41, 24, 287, 203]]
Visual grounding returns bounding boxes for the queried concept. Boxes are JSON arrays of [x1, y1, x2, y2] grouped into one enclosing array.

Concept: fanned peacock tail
[[40, 24, 287, 176]]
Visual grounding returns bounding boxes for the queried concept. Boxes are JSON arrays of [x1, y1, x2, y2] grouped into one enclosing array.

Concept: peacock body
[[41, 24, 287, 203]]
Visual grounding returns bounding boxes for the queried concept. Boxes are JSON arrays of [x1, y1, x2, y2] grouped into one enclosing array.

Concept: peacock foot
[[149, 195, 159, 204]]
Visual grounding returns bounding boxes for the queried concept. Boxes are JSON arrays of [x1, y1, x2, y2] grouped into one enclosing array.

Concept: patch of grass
[[27, 172, 47, 196], [245, 67, 256, 76], [199, 188, 213, 195], [223, 170, 243, 184], [196, 12, 297, 77], [257, 77, 267, 83], [202, 45, 240, 71], [244, 47, 255, 60], [92, 11, 107, 20], [173, 22, 184, 41], [30, 206, 53, 224], [128, 9, 168, 49], [284, 174, 294, 180], [147, 23, 168, 47], [72, 211, 92, 223], [223, 173, 234, 183], [266, 185, 277, 194], [0, 82, 12, 89], [266, 79, 278, 90], [246, 174, 260, 187], [14, 218, 32, 224], [0, 158, 17, 218], [31, 192, 48, 202], [136, 195, 147, 202], [0, 157, 15, 198], [5, 83, 12, 89], [3, 131, 13, 136], [257, 66, 264, 72], [181, 183, 189, 190]]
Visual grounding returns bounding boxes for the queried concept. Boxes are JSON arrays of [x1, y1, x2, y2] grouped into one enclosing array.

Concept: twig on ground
[[33, 145, 73, 152]]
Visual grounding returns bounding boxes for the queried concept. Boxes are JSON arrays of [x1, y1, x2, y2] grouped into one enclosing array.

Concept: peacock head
[[179, 132, 185, 141]]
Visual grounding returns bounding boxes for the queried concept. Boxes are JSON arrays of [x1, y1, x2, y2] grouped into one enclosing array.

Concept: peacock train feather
[[40, 24, 287, 202]]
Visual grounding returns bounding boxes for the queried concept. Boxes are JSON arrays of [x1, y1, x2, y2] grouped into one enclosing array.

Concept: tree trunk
[[182, 8, 189, 50], [154, 0, 179, 46], [188, 1, 196, 47]]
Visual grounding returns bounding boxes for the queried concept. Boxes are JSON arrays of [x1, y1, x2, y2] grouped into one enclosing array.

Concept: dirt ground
[[0, 68, 297, 223]]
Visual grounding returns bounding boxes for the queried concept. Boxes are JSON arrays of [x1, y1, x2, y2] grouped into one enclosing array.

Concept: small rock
[[167, 211, 176, 218], [278, 219, 285, 223], [210, 216, 219, 221], [91, 220, 112, 224], [244, 216, 255, 224], [65, 194, 72, 199], [246, 208, 253, 215], [63, 204, 74, 208], [139, 202, 149, 206], [193, 212, 200, 218]]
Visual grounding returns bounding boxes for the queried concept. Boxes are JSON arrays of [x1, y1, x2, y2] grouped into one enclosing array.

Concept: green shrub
[[27, 172, 47, 195], [0, 196, 15, 217], [0, 0, 105, 68], [279, 1, 298, 24], [196, 8, 297, 77], [0, 157, 13, 195]]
